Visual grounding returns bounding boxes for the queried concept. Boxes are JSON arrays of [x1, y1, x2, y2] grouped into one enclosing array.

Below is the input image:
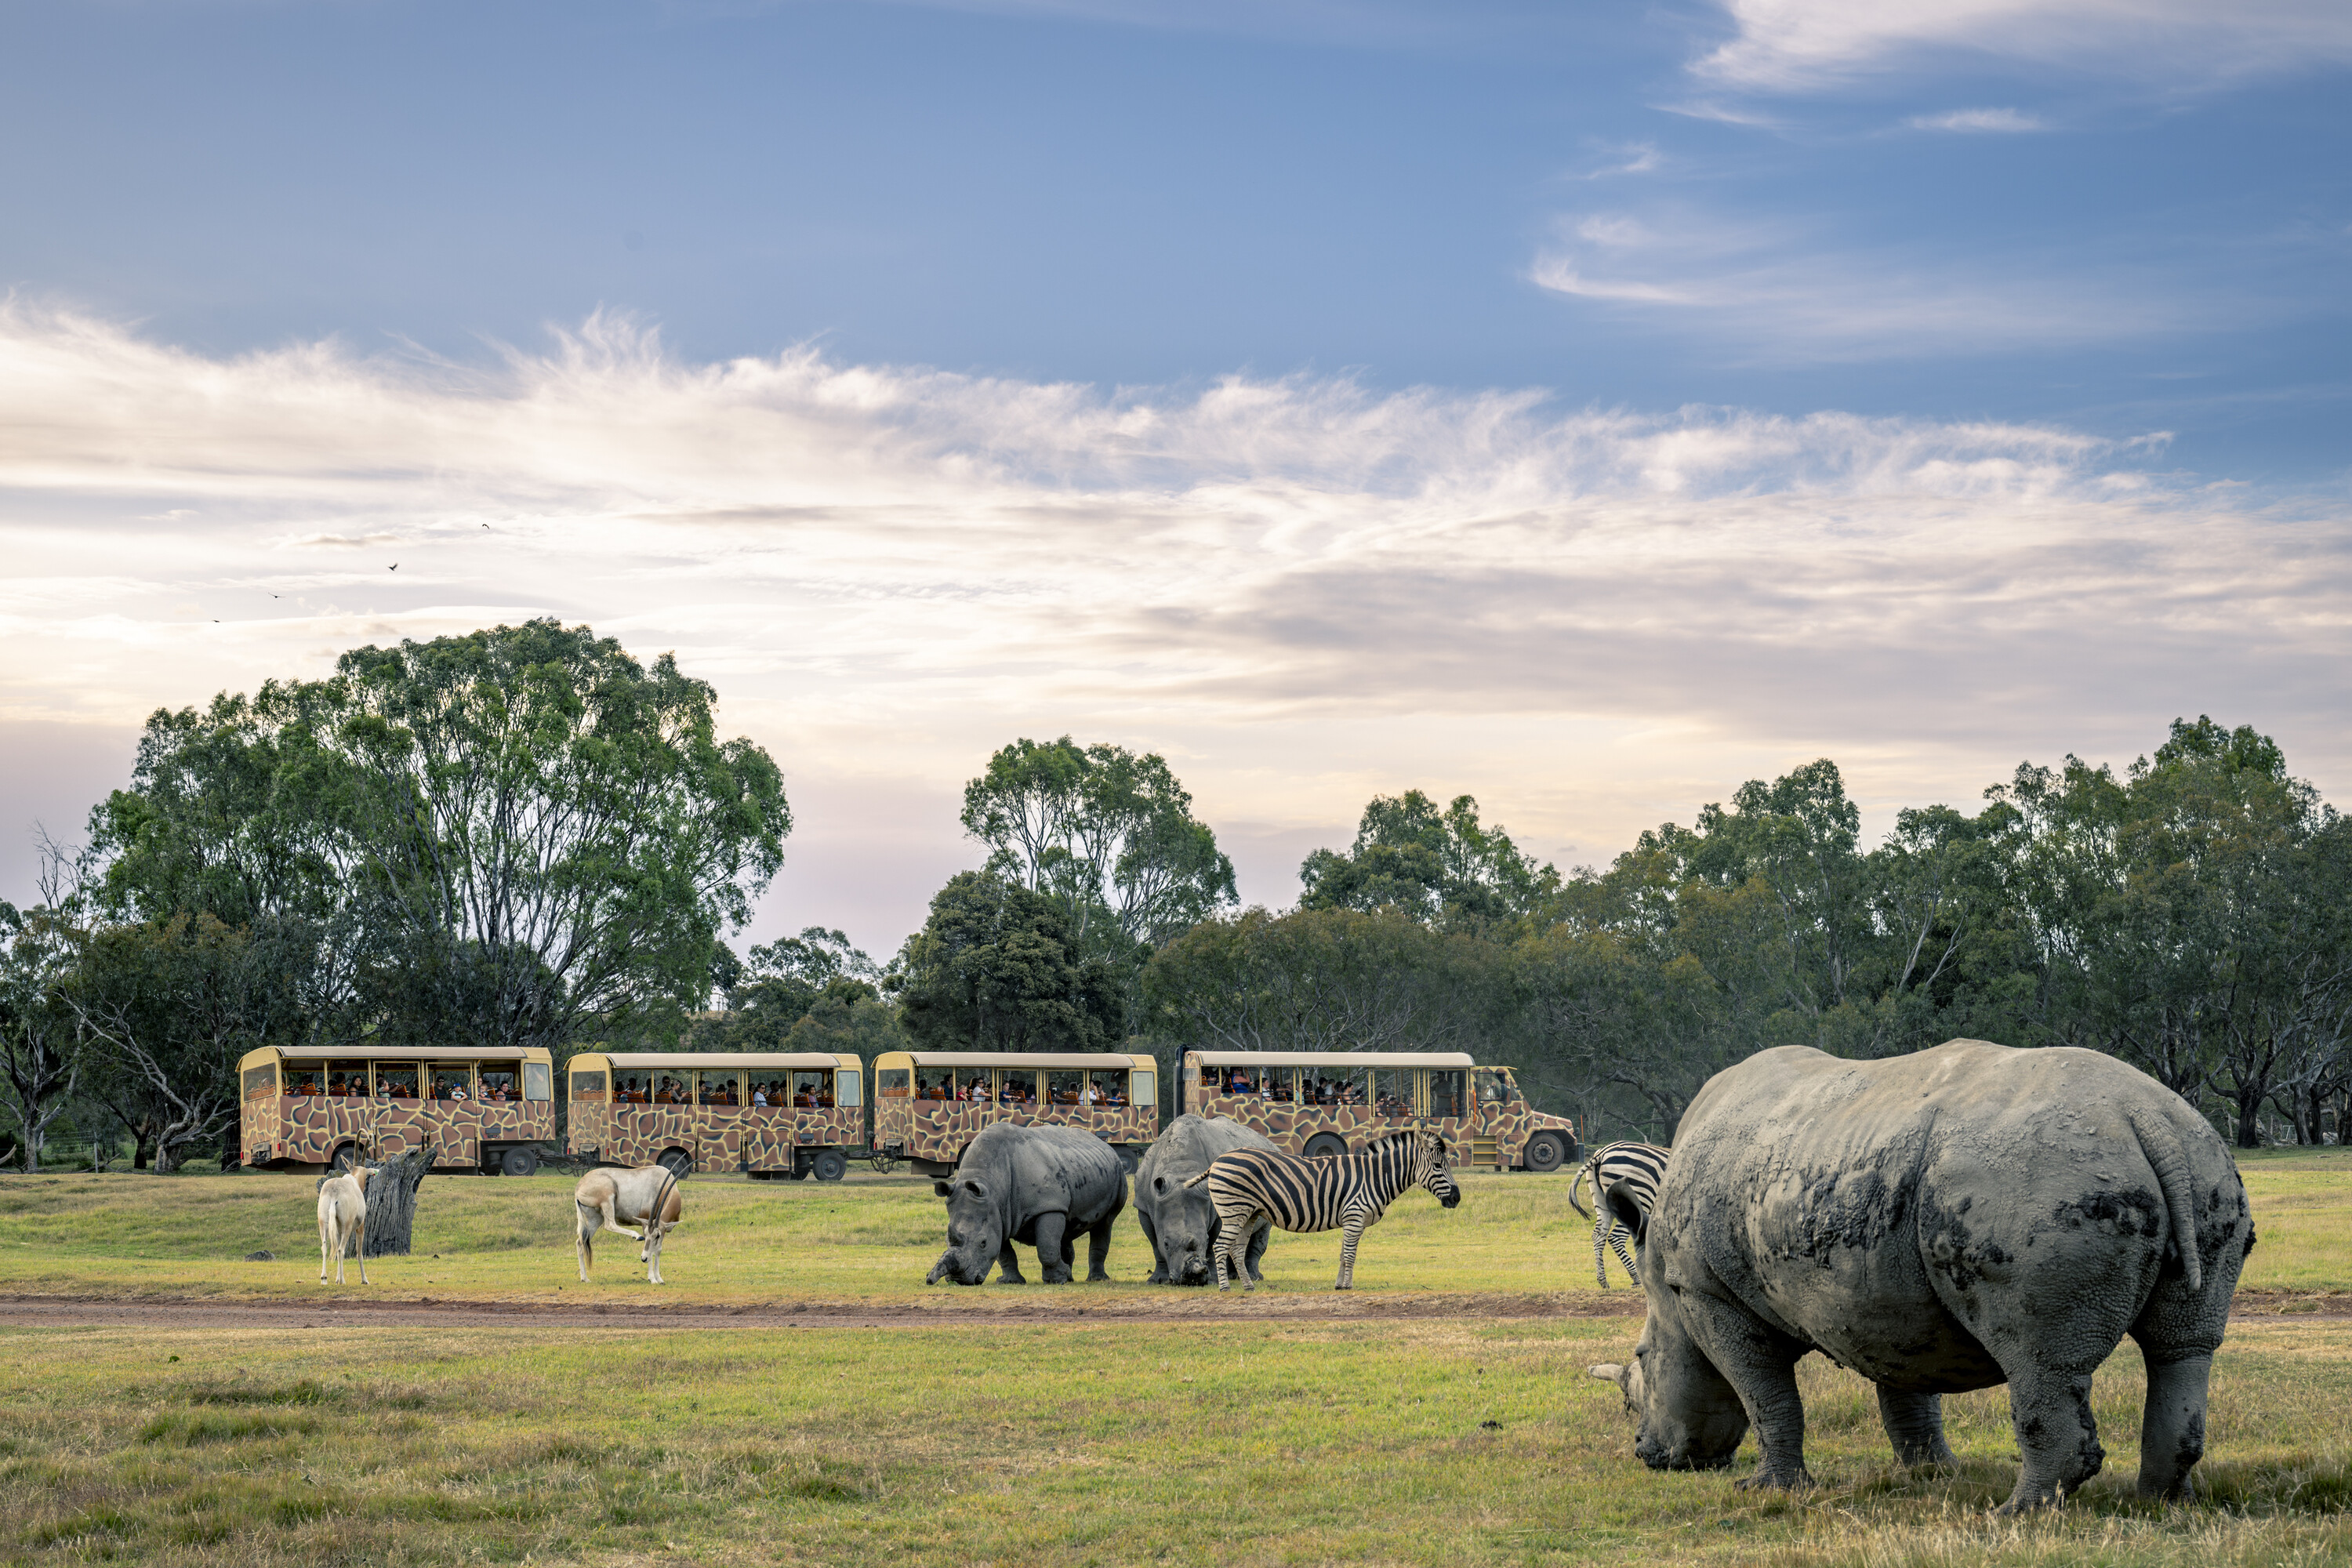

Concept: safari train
[[237, 1043, 1580, 1178]]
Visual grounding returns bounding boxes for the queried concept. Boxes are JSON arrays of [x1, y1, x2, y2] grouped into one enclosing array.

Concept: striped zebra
[[1566, 1142, 1669, 1288], [1181, 1128, 1460, 1291]]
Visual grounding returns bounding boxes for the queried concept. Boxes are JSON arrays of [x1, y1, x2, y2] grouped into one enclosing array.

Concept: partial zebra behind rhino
[[1566, 1141, 1668, 1287], [1181, 1128, 1460, 1291]]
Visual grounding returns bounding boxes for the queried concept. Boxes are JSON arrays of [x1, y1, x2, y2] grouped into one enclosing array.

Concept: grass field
[[1, 1152, 2347, 1565]]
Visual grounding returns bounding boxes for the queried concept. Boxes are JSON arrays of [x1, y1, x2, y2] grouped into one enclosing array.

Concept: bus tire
[[499, 1145, 539, 1178], [1524, 1132, 1566, 1174], [328, 1142, 358, 1174], [1303, 1134, 1348, 1160], [657, 1149, 692, 1178], [811, 1150, 848, 1183]]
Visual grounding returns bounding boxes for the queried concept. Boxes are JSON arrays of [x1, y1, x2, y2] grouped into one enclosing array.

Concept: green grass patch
[[1, 1317, 2348, 1565]]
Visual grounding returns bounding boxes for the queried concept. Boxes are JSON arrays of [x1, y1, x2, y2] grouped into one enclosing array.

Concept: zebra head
[[1413, 1130, 1461, 1209]]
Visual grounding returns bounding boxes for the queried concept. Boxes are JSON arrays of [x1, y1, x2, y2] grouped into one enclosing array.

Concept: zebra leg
[[1335, 1212, 1365, 1290], [1612, 1227, 1642, 1287], [1594, 1215, 1611, 1288]]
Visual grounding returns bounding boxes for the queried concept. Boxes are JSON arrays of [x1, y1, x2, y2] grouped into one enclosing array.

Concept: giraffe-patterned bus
[[238, 1045, 557, 1175], [1180, 1051, 1578, 1173], [564, 1051, 868, 1181]]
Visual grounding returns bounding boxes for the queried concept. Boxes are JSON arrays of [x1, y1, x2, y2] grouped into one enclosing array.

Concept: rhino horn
[[1588, 1363, 1625, 1384]]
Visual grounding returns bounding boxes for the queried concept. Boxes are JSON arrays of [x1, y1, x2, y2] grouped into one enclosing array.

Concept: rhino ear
[[932, 1180, 953, 1198]]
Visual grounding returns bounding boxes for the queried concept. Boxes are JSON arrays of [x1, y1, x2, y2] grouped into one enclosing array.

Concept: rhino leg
[[1033, 1214, 1074, 1284], [995, 1240, 1027, 1285], [2133, 1352, 2212, 1501], [1085, 1217, 1114, 1283], [1998, 1365, 2103, 1512], [1876, 1386, 1957, 1468], [1676, 1293, 1812, 1490], [1138, 1209, 1167, 1283]]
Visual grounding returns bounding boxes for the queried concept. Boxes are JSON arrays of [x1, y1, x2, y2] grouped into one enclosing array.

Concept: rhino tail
[[2129, 1108, 2203, 1294]]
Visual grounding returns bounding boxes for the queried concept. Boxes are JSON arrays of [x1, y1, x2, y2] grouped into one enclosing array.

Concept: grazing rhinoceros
[[1134, 1114, 1277, 1286], [926, 1122, 1128, 1286], [1588, 1040, 2252, 1513]]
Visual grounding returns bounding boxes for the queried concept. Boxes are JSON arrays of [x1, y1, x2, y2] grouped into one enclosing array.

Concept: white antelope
[[574, 1164, 684, 1285], [317, 1163, 374, 1285]]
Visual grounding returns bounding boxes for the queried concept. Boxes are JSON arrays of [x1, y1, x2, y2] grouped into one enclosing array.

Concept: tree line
[[4, 618, 2345, 1171]]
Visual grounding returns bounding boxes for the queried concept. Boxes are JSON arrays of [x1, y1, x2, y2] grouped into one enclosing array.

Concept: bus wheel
[[1525, 1133, 1566, 1173], [811, 1150, 848, 1183], [1304, 1134, 1348, 1160], [499, 1146, 539, 1178], [657, 1149, 692, 1178], [328, 1142, 358, 1174]]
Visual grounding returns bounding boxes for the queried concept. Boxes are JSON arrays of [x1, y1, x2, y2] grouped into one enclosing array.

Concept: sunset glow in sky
[[3, 1, 2347, 954]]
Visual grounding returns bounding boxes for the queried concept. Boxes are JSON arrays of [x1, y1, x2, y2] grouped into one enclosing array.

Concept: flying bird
[[389, 563, 397, 571]]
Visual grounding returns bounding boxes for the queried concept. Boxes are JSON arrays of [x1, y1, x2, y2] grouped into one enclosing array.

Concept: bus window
[[835, 1070, 862, 1108], [958, 1070, 991, 1103], [1374, 1069, 1414, 1117], [478, 1065, 520, 1104], [522, 1062, 552, 1102], [241, 1063, 278, 1099], [879, 1069, 913, 1098], [571, 1070, 608, 1102], [996, 1070, 1036, 1108], [653, 1073, 688, 1105], [288, 1068, 325, 1097], [1217, 1064, 1258, 1098], [1475, 1068, 1518, 1106], [1087, 1068, 1126, 1107], [1427, 1070, 1467, 1119], [614, 1070, 651, 1104], [430, 1066, 474, 1102], [1047, 1069, 1084, 1106], [325, 1060, 368, 1098], [790, 1069, 829, 1109], [699, 1071, 739, 1107], [376, 1064, 419, 1101], [1129, 1069, 1154, 1109], [1265, 1068, 1296, 1104]]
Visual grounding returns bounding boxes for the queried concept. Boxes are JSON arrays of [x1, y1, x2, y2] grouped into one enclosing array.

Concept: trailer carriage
[[564, 1051, 869, 1181], [870, 1050, 1158, 1176], [238, 1045, 557, 1175]]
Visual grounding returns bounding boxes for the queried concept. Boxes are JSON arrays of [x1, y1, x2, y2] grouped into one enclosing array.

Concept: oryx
[[573, 1163, 684, 1284], [317, 1162, 374, 1286]]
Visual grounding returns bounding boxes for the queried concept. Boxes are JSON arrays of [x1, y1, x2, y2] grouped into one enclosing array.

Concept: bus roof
[[877, 1052, 1151, 1069], [262, 1046, 546, 1064], [586, 1053, 854, 1071], [1187, 1051, 1477, 1069]]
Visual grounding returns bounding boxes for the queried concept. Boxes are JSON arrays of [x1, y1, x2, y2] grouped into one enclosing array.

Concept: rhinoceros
[[1588, 1040, 2252, 1512], [925, 1122, 1128, 1286], [1134, 1114, 1277, 1285]]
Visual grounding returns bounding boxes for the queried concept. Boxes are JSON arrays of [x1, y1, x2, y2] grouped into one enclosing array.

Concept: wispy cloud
[[1578, 140, 1664, 179], [1905, 107, 2046, 133], [2, 303, 2347, 939], [1696, 0, 2352, 92], [1527, 208, 2201, 357]]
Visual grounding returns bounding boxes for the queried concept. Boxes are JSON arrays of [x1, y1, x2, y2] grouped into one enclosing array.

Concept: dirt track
[[0, 1290, 2342, 1332]]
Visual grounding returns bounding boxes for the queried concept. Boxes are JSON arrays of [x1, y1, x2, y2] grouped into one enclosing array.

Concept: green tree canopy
[[1298, 790, 1554, 929], [892, 872, 1122, 1052]]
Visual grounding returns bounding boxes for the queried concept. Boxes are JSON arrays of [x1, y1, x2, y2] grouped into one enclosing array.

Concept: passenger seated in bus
[[1271, 1077, 1293, 1103], [1229, 1069, 1253, 1096], [655, 1077, 684, 1104], [750, 1082, 770, 1107]]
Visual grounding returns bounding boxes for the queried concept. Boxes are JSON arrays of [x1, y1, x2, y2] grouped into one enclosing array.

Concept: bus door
[[1424, 1068, 1471, 1157], [568, 1066, 609, 1158], [425, 1064, 481, 1166], [1472, 1066, 1523, 1167], [696, 1069, 744, 1171], [1372, 1066, 1417, 1127], [369, 1062, 423, 1157]]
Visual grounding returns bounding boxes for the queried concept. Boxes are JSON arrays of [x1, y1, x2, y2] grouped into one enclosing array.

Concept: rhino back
[[1003, 1124, 1129, 1226]]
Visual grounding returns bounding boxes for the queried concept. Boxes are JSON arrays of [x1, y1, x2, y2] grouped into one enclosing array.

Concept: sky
[[2, 0, 2349, 958]]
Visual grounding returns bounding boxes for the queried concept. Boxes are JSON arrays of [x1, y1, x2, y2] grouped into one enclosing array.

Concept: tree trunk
[[361, 1145, 434, 1257]]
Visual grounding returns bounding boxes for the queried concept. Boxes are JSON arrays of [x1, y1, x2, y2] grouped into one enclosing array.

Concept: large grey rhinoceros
[[1134, 1114, 1276, 1285], [925, 1123, 1128, 1286], [1589, 1040, 2252, 1512]]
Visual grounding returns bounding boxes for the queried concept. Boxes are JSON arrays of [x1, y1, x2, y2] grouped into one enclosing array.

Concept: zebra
[[1566, 1141, 1668, 1288], [1181, 1128, 1459, 1291]]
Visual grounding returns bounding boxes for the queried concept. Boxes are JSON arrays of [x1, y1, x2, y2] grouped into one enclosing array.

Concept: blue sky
[[2, 0, 2349, 952]]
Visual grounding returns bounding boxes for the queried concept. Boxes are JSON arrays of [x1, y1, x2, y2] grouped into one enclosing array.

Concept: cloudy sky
[[3, 0, 2348, 956]]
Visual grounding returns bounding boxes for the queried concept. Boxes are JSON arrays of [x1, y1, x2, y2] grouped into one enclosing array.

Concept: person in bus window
[[656, 1076, 682, 1105], [751, 1081, 770, 1107]]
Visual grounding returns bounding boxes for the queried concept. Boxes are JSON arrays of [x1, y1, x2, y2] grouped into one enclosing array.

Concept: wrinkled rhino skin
[[1135, 1114, 1276, 1286], [926, 1123, 1128, 1287], [1595, 1040, 2251, 1513]]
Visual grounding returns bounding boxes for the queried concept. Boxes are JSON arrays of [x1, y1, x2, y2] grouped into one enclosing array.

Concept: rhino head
[[1146, 1168, 1221, 1287], [1585, 1186, 1748, 1472], [926, 1172, 1004, 1287]]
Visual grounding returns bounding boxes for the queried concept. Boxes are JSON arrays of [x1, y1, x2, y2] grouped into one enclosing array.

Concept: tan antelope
[[317, 1163, 374, 1285], [573, 1163, 684, 1284]]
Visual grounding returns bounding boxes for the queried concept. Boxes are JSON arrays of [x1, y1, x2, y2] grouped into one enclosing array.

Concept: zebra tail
[[1566, 1163, 1592, 1221], [1181, 1171, 1211, 1189]]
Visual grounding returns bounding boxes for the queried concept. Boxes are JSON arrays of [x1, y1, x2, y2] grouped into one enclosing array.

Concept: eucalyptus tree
[[0, 898, 81, 1171], [894, 871, 1121, 1052], [1298, 789, 1554, 931]]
